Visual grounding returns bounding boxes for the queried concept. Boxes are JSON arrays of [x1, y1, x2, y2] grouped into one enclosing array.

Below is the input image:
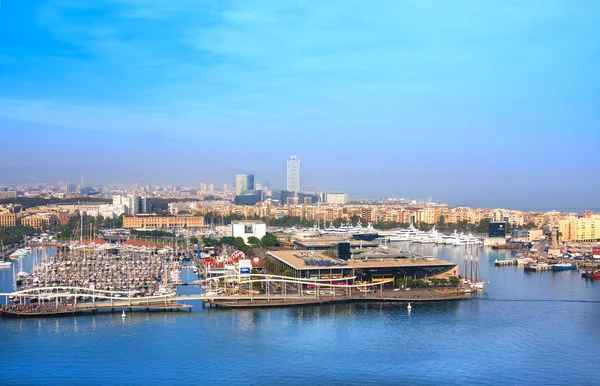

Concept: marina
[[1, 241, 476, 317]]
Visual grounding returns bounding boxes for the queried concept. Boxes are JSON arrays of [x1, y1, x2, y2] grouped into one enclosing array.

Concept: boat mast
[[80, 208, 83, 245]]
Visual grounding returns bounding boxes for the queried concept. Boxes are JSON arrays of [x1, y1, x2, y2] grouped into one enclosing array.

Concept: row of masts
[[16, 246, 182, 297], [462, 254, 480, 282]]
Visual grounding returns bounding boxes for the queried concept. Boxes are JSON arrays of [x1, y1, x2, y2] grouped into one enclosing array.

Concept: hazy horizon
[[1, 1, 599, 210]]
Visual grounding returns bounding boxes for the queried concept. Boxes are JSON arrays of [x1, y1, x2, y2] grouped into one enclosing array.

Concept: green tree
[[247, 236, 261, 246], [189, 237, 199, 245], [448, 276, 460, 287], [261, 234, 280, 247]]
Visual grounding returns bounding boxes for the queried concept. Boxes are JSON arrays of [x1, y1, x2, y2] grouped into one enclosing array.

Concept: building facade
[[286, 155, 301, 193], [559, 218, 600, 242], [123, 215, 205, 229], [325, 192, 347, 205], [21, 213, 57, 229], [235, 174, 255, 195], [232, 220, 267, 243], [0, 212, 16, 227]]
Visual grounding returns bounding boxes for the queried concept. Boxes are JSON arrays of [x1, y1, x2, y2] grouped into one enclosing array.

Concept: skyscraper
[[235, 174, 255, 195], [286, 155, 300, 193]]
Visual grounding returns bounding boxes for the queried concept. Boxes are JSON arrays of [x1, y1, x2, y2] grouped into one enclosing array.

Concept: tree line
[[0, 225, 39, 246]]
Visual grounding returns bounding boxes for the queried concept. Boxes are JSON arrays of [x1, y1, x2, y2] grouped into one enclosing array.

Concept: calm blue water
[[1, 245, 599, 385]]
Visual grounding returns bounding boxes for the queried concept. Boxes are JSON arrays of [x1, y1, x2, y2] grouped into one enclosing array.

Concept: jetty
[[494, 259, 517, 267]]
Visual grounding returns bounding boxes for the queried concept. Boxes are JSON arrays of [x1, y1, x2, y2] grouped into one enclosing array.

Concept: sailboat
[[471, 254, 489, 290]]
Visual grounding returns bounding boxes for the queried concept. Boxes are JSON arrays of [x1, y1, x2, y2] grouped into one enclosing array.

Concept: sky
[[0, 0, 599, 210]]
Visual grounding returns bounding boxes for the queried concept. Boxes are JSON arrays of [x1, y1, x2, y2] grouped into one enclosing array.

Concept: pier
[[494, 259, 518, 266]]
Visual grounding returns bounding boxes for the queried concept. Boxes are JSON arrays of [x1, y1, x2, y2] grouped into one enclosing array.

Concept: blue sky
[[0, 0, 599, 209]]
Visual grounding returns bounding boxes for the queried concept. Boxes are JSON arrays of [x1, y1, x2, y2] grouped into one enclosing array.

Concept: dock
[[1, 299, 192, 318], [200, 288, 471, 309], [494, 259, 517, 267], [524, 263, 552, 272]]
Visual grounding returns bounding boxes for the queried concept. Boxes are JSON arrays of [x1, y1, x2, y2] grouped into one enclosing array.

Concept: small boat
[[472, 281, 489, 290], [552, 263, 577, 271], [0, 261, 11, 268], [407, 302, 412, 310], [582, 270, 600, 279], [121, 310, 126, 318]]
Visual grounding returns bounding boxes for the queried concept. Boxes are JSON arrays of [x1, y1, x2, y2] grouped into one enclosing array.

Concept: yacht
[[319, 221, 379, 241]]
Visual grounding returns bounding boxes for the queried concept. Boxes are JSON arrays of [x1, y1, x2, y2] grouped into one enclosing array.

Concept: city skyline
[[1, 1, 599, 210]]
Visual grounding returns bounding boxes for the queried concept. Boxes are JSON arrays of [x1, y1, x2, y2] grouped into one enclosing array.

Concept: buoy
[[407, 302, 412, 310], [122, 310, 126, 318]]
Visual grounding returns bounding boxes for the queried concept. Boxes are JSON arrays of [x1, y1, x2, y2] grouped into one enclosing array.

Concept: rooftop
[[267, 250, 456, 271]]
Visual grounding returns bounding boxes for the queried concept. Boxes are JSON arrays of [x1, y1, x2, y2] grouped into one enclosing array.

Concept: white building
[[325, 192, 348, 205], [286, 155, 301, 193], [54, 203, 125, 218], [113, 195, 137, 215], [231, 220, 266, 243]]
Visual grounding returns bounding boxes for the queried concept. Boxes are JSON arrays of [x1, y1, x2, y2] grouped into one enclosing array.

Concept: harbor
[[1, 240, 477, 317]]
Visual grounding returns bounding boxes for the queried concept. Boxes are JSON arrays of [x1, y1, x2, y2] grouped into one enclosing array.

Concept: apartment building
[[558, 218, 600, 242]]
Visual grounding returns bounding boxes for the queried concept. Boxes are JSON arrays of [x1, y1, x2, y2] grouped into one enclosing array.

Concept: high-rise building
[[137, 197, 151, 214], [66, 183, 79, 194], [235, 174, 255, 195], [286, 155, 301, 193]]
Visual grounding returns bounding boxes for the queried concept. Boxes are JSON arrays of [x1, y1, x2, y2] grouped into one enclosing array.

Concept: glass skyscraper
[[235, 174, 255, 195], [286, 155, 300, 193]]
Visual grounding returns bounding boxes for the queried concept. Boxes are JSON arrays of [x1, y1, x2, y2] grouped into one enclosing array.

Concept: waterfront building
[[123, 215, 205, 229], [266, 250, 458, 285], [488, 222, 507, 238], [286, 155, 301, 193], [231, 220, 266, 243], [0, 211, 17, 227], [21, 213, 57, 229], [511, 229, 544, 242], [325, 192, 347, 205]]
